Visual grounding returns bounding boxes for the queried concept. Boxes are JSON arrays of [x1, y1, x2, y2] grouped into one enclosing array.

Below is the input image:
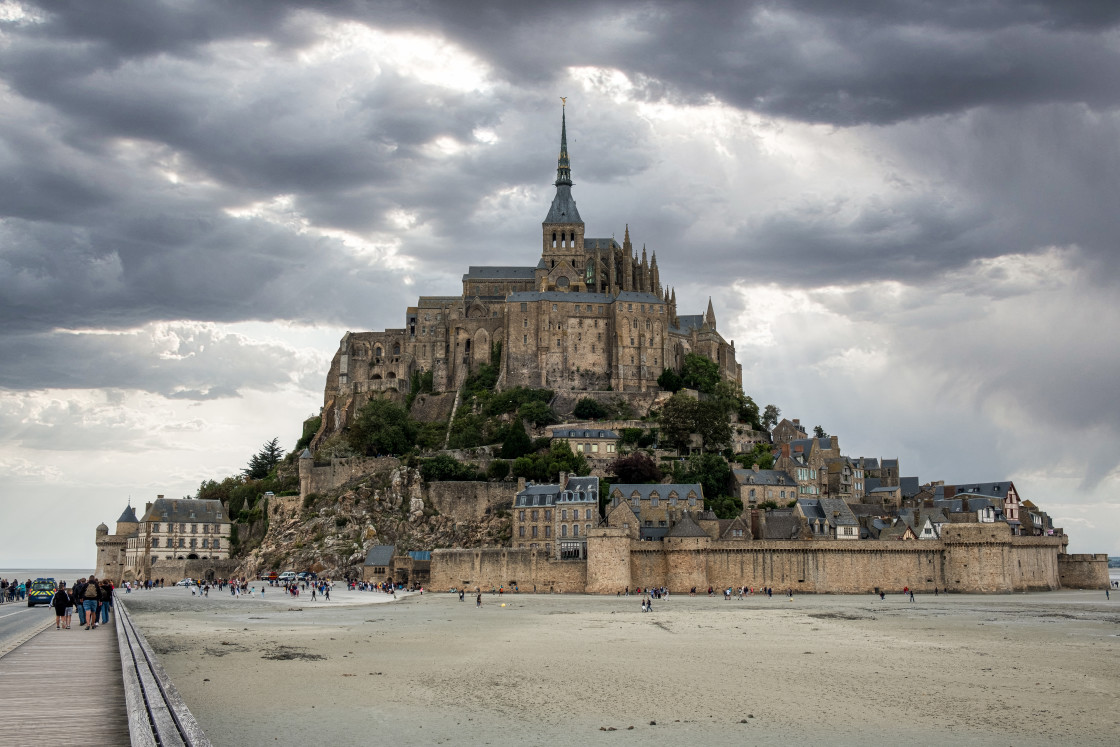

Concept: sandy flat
[[122, 587, 1120, 746]]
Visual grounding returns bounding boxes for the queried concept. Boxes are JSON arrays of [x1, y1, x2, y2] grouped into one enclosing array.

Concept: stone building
[[605, 483, 705, 540], [550, 427, 620, 462], [773, 436, 840, 498], [732, 465, 798, 507], [316, 107, 741, 442], [95, 496, 232, 584], [512, 475, 600, 559]]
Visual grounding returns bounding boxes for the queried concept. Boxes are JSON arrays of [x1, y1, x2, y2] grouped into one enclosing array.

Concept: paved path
[[0, 603, 56, 655], [0, 618, 130, 745]]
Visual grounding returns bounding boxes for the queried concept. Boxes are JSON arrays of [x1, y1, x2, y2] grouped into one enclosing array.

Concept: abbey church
[[320, 108, 740, 431]]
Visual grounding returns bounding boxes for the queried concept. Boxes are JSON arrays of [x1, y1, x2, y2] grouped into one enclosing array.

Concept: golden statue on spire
[[560, 96, 566, 107]]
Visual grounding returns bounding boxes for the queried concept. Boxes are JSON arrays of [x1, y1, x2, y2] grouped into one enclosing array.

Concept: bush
[[518, 400, 558, 428], [609, 452, 662, 483], [295, 415, 322, 452], [573, 397, 609, 420], [657, 367, 683, 392], [347, 398, 416, 456], [419, 454, 480, 482], [500, 420, 533, 460], [416, 421, 448, 451], [487, 459, 510, 480]]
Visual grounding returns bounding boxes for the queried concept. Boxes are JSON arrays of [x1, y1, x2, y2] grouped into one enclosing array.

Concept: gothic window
[[393, 343, 400, 355], [552, 232, 557, 248]]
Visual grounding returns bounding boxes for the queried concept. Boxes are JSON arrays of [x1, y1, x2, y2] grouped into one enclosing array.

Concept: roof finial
[[555, 99, 572, 187]]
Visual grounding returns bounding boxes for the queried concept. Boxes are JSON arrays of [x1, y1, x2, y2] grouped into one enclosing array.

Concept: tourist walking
[[476, 591, 482, 608], [50, 583, 70, 629], [82, 576, 100, 629], [100, 580, 113, 624], [909, 590, 915, 603]]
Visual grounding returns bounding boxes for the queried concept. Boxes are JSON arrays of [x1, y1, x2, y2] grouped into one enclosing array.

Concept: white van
[[278, 571, 297, 583]]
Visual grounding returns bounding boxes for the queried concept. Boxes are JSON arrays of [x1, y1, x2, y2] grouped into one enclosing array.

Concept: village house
[[512, 475, 599, 559], [771, 418, 808, 444], [606, 483, 704, 540], [935, 481, 1023, 534], [550, 427, 620, 461], [732, 465, 798, 507], [795, 498, 860, 539]]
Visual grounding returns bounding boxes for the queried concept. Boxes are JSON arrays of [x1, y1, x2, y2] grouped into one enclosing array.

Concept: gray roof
[[858, 457, 880, 470], [615, 291, 664, 304], [864, 477, 882, 492], [881, 458, 899, 469], [673, 314, 704, 332], [507, 290, 613, 304], [798, 497, 858, 528], [515, 476, 598, 507], [870, 486, 899, 493], [935, 482, 1015, 501], [364, 545, 395, 567], [733, 468, 797, 487], [117, 505, 139, 523], [552, 428, 619, 440], [666, 512, 710, 538], [584, 238, 621, 251], [141, 498, 226, 524], [762, 510, 803, 540], [900, 476, 921, 499], [463, 266, 536, 280], [610, 483, 703, 501], [544, 184, 582, 224], [934, 497, 998, 513]]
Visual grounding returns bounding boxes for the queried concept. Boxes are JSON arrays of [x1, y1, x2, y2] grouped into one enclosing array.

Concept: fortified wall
[[1056, 553, 1110, 589], [430, 523, 1069, 594]]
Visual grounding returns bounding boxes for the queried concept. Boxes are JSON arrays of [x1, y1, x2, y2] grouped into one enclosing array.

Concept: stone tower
[[540, 101, 586, 283]]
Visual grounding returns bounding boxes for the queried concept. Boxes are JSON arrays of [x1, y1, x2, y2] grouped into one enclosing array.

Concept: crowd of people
[[44, 577, 115, 630], [1, 578, 32, 603]]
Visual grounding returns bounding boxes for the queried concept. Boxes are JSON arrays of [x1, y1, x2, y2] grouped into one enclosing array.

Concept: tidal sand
[[123, 588, 1120, 746]]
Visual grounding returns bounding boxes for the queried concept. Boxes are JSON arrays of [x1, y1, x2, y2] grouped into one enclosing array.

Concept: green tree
[[518, 400, 558, 428], [347, 398, 416, 456], [609, 452, 662, 483], [487, 459, 510, 480], [813, 425, 828, 438], [657, 367, 683, 393], [696, 400, 732, 452], [619, 427, 643, 446], [673, 452, 733, 512], [419, 454, 480, 482], [660, 393, 699, 454], [761, 404, 781, 430], [681, 353, 720, 394], [244, 437, 283, 479], [500, 420, 533, 460], [736, 442, 775, 471], [573, 397, 609, 420]]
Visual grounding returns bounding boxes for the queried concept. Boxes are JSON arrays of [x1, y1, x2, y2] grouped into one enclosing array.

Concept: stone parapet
[[1057, 553, 1110, 589]]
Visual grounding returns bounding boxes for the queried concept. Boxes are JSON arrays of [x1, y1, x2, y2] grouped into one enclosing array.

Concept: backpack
[[85, 582, 99, 599]]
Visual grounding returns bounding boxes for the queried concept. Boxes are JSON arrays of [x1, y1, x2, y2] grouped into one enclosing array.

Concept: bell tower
[[541, 100, 586, 291]]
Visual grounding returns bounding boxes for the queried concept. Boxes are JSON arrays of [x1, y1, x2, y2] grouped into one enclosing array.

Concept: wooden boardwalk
[[0, 617, 131, 746]]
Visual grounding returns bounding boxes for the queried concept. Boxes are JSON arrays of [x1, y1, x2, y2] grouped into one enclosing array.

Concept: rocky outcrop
[[237, 467, 512, 580]]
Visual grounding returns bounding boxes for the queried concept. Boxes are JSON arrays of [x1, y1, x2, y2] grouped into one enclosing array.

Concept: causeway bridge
[[0, 600, 208, 746]]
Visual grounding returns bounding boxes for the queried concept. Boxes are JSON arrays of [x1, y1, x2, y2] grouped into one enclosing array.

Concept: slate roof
[[870, 486, 899, 494], [515, 476, 599, 507], [900, 476, 921, 499], [798, 498, 858, 529], [864, 478, 882, 492], [935, 482, 1015, 501], [934, 497, 998, 514], [544, 184, 582, 224], [761, 510, 803, 540], [610, 483, 703, 501], [673, 314, 704, 332], [666, 512, 710, 538], [117, 505, 139, 523], [364, 545, 395, 567], [552, 428, 619, 440], [584, 238, 621, 251], [141, 498, 226, 524], [507, 291, 616, 304], [858, 457, 880, 470], [881, 458, 899, 469], [463, 266, 536, 280], [732, 468, 797, 487]]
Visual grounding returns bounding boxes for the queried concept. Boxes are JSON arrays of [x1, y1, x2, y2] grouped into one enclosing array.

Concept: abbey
[[320, 108, 740, 432]]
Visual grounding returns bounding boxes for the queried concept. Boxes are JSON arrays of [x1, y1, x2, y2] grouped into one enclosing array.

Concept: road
[[0, 602, 54, 653]]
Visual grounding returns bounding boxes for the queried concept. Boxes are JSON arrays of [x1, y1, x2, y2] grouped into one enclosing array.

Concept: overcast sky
[[1, 0, 1117, 567]]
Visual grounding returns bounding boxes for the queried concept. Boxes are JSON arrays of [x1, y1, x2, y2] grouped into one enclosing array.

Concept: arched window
[[552, 232, 557, 248], [375, 346, 382, 357], [393, 343, 400, 356]]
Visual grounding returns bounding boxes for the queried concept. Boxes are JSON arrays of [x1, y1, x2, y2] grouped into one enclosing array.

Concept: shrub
[[487, 459, 510, 480], [573, 397, 609, 420]]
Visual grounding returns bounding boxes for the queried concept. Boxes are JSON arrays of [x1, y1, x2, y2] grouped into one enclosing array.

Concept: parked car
[[27, 578, 56, 607], [175, 579, 195, 587], [278, 572, 296, 583]]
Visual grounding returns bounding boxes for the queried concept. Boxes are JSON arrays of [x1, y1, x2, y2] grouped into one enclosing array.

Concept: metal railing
[[115, 600, 211, 746]]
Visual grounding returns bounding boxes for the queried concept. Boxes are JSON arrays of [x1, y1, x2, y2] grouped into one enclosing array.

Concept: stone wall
[[1057, 553, 1110, 589], [549, 390, 664, 419], [409, 392, 455, 423], [429, 548, 586, 593], [426, 481, 515, 522], [432, 526, 1068, 595], [302, 456, 402, 498], [147, 558, 239, 583]]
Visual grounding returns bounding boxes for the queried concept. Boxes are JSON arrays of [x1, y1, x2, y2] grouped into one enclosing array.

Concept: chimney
[[752, 463, 760, 472], [145, 502, 153, 514], [781, 443, 791, 458], [517, 477, 526, 493], [792, 419, 800, 427], [830, 436, 838, 451], [559, 471, 568, 487], [157, 494, 164, 500]]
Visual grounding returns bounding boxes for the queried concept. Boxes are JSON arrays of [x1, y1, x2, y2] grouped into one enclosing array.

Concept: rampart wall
[[429, 548, 586, 593], [430, 526, 1067, 594], [1057, 553, 1110, 589], [301, 456, 402, 498]]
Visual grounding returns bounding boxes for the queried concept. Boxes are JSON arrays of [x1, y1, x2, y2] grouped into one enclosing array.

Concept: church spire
[[705, 296, 717, 329], [555, 99, 572, 187]]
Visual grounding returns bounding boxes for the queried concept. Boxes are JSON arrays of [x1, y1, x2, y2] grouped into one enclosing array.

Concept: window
[[524, 335, 528, 344], [545, 526, 551, 538], [523, 319, 528, 328], [562, 509, 568, 520], [553, 304, 558, 311], [592, 444, 599, 453], [519, 510, 525, 521], [531, 526, 538, 538], [189, 538, 196, 548], [556, 339, 561, 347], [573, 524, 579, 537], [585, 509, 592, 520], [521, 302, 528, 312], [561, 525, 567, 538], [178, 538, 185, 547], [212, 539, 220, 550], [545, 509, 552, 521], [531, 509, 539, 521]]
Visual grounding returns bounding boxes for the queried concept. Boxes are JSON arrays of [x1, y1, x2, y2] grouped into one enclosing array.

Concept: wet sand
[[122, 587, 1120, 746]]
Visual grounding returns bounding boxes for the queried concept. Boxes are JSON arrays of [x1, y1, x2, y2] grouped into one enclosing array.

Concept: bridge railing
[[114, 600, 210, 746]]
